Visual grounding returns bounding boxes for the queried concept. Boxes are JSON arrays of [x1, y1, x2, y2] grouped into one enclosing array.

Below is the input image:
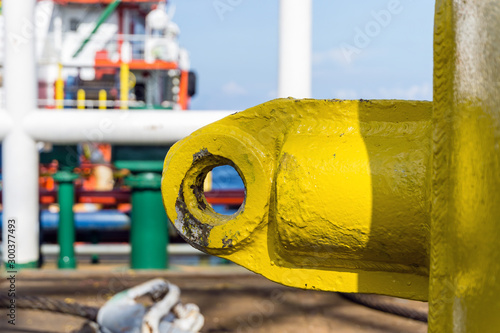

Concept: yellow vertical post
[[76, 89, 85, 110], [99, 89, 107, 110], [55, 63, 64, 109], [430, 0, 500, 332], [120, 63, 129, 110]]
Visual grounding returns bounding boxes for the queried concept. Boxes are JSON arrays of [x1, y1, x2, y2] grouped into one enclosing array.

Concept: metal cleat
[[97, 279, 204, 333]]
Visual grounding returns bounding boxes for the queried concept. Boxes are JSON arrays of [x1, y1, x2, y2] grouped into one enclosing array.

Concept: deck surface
[[0, 263, 427, 333]]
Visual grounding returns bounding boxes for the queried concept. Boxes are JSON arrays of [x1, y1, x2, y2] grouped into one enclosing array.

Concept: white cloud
[[221, 81, 248, 96], [333, 83, 432, 101]]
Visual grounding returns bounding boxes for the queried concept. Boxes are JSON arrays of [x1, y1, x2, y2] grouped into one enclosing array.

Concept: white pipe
[[0, 111, 12, 140], [25, 110, 234, 144], [14, 243, 206, 256], [278, 0, 312, 99], [2, 0, 39, 267]]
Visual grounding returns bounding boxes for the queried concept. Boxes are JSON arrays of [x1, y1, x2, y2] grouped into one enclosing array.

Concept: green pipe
[[72, 0, 122, 58], [126, 173, 168, 269], [53, 171, 79, 269]]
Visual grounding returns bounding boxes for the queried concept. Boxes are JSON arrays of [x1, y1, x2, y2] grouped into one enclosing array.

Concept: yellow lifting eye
[[162, 122, 272, 252], [162, 98, 432, 301]]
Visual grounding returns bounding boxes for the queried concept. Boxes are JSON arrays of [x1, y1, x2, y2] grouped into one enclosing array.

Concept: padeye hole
[[203, 165, 245, 216]]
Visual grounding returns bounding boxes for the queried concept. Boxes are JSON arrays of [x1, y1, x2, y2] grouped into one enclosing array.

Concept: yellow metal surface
[[55, 63, 64, 109], [429, 0, 500, 331], [76, 89, 85, 110], [98, 89, 107, 110], [162, 99, 432, 301], [120, 63, 129, 110]]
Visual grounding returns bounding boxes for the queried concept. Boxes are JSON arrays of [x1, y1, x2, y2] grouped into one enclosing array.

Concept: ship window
[[70, 18, 79, 32]]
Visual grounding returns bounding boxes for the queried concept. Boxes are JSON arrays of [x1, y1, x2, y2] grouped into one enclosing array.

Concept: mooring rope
[[0, 295, 99, 321], [339, 293, 428, 323], [0, 292, 427, 324]]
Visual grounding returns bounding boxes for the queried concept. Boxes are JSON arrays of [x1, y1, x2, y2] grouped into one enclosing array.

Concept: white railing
[[37, 33, 182, 66], [0, 243, 207, 257], [37, 98, 148, 109]]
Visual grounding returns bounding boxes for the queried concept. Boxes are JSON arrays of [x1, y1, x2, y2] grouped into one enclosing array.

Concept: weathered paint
[[429, 0, 500, 331], [162, 99, 432, 301]]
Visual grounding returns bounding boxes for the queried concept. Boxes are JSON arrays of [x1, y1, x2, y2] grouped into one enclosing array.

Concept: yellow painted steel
[[76, 89, 85, 110], [120, 63, 129, 110], [98, 89, 107, 110], [429, 0, 500, 331], [55, 63, 64, 109], [162, 99, 432, 301]]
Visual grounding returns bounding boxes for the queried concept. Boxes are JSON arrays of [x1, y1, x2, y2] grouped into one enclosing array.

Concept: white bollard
[[278, 0, 312, 99]]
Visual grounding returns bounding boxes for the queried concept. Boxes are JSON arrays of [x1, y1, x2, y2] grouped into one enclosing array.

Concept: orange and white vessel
[[13, 0, 195, 110]]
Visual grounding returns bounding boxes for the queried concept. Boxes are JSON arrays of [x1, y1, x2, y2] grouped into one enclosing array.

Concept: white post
[[0, 111, 12, 140], [2, 0, 40, 267], [278, 0, 312, 99]]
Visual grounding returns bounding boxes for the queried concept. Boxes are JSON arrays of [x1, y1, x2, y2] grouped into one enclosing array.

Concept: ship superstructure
[[3, 0, 196, 110]]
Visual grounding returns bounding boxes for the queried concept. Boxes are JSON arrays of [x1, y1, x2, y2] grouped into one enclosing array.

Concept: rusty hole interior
[[202, 165, 245, 216], [184, 152, 246, 225]]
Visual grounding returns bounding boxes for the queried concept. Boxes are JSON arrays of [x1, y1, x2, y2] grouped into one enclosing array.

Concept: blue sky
[[173, 0, 435, 110]]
